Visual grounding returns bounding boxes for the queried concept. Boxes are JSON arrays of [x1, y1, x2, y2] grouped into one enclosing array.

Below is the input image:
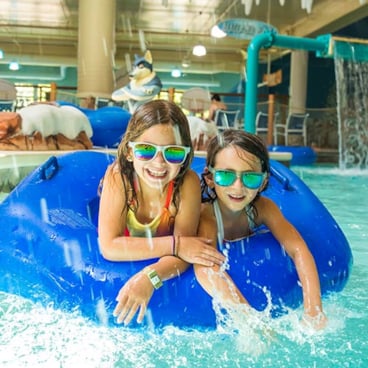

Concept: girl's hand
[[301, 311, 328, 330], [177, 237, 226, 267], [113, 271, 154, 325]]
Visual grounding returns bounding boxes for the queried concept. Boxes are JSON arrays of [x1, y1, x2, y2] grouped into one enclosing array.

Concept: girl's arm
[[141, 168, 206, 280], [194, 204, 249, 305], [170, 169, 225, 266], [257, 197, 327, 328], [113, 254, 189, 325], [98, 166, 224, 265], [112, 169, 222, 325]]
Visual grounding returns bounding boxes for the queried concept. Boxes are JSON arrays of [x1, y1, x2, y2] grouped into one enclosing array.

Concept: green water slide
[[244, 32, 333, 133]]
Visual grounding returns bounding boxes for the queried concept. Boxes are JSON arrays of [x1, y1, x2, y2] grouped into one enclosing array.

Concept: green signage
[[217, 18, 277, 40]]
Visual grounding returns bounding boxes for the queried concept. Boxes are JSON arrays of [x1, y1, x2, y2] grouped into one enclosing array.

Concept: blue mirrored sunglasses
[[128, 142, 190, 165], [208, 166, 266, 189]]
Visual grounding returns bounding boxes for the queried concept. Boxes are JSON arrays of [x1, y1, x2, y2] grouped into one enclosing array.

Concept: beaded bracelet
[[172, 235, 176, 256], [175, 236, 180, 257], [172, 235, 180, 256]]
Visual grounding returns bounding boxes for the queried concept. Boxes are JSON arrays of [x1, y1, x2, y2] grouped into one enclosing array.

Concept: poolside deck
[[0, 148, 294, 170], [314, 148, 339, 164], [0, 148, 116, 170]]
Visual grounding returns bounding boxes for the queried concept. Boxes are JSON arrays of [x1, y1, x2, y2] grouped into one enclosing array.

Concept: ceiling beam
[[1, 0, 367, 77], [281, 0, 368, 37]]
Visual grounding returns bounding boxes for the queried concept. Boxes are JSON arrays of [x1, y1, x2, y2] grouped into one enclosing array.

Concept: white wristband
[[143, 267, 163, 290]]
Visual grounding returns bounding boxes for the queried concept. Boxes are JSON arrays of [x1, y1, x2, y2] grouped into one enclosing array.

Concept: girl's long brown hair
[[116, 99, 194, 213]]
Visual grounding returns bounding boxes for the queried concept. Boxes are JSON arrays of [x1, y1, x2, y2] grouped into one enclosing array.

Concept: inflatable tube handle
[[270, 166, 290, 190], [38, 156, 59, 181]]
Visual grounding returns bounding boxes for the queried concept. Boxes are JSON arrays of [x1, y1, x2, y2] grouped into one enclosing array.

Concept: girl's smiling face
[[209, 145, 264, 212], [129, 123, 184, 190]]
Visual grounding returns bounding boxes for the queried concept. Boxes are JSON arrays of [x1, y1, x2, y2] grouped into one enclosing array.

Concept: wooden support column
[[267, 94, 275, 145], [77, 0, 116, 100], [289, 50, 308, 113]]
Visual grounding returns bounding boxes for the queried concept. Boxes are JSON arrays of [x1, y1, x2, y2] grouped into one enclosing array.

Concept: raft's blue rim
[[268, 145, 317, 166]]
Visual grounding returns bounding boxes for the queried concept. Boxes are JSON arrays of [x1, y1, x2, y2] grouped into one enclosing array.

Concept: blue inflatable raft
[[268, 145, 317, 166], [0, 151, 352, 329], [57, 101, 131, 148]]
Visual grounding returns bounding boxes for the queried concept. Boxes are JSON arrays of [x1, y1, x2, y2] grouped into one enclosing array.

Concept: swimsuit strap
[[213, 200, 255, 244], [245, 205, 255, 232], [125, 180, 175, 237], [128, 180, 174, 209], [213, 200, 225, 245], [155, 180, 175, 236], [163, 180, 174, 209]]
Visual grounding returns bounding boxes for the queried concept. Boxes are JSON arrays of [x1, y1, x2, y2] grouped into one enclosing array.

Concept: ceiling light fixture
[[211, 25, 227, 38], [171, 68, 182, 78], [192, 44, 206, 57], [9, 61, 20, 71]]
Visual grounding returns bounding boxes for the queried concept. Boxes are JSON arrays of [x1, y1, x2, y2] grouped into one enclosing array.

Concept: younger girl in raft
[[98, 99, 225, 325], [194, 129, 327, 329]]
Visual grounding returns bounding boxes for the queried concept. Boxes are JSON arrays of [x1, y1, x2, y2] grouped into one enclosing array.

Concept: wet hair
[[116, 99, 194, 213], [211, 94, 221, 102], [201, 129, 270, 210]]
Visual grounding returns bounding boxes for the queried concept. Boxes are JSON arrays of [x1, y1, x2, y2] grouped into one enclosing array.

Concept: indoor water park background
[[1, 1, 368, 366]]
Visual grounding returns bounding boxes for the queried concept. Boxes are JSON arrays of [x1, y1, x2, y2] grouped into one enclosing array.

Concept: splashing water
[[0, 166, 368, 367], [334, 40, 368, 169], [0, 289, 361, 367]]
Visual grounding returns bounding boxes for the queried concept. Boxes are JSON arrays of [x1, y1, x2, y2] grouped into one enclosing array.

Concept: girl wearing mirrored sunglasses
[[195, 129, 326, 330], [98, 99, 225, 326]]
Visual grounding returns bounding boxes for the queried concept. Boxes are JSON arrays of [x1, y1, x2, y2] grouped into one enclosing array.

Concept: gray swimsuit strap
[[213, 200, 254, 244], [213, 200, 225, 245]]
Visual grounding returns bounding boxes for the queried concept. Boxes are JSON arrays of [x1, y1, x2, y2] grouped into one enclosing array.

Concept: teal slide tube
[[244, 32, 329, 133]]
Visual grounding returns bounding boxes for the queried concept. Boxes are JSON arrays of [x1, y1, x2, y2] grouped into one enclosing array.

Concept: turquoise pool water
[[0, 165, 367, 367]]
